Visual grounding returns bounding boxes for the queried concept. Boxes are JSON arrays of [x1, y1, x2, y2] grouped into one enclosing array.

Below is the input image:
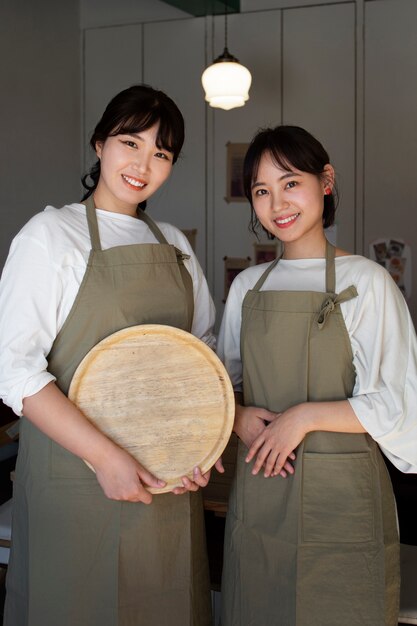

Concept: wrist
[[295, 402, 317, 436]]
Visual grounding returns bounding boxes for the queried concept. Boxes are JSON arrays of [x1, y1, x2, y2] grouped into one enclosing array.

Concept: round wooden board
[[68, 325, 235, 493]]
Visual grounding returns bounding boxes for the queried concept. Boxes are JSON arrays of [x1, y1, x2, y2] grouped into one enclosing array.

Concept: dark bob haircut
[[243, 125, 338, 236], [81, 84, 185, 203]]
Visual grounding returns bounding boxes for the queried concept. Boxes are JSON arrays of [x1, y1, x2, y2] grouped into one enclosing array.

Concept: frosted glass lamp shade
[[202, 57, 252, 111]]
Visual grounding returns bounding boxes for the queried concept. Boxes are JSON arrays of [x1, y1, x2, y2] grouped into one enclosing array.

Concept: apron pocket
[[301, 452, 375, 544], [50, 440, 97, 481]]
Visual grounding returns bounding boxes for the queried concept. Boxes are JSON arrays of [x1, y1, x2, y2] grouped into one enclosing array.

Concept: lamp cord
[[224, 3, 228, 50]]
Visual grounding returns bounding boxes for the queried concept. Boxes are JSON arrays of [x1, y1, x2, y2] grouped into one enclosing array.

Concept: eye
[[155, 151, 172, 162], [122, 139, 137, 149], [253, 188, 268, 197], [285, 180, 298, 189]]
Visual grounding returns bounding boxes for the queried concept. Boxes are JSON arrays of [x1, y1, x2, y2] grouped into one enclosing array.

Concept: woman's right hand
[[91, 444, 166, 504], [21, 382, 166, 505], [234, 404, 275, 449]]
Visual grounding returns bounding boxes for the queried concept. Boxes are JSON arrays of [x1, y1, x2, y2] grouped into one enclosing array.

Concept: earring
[[324, 188, 331, 195]]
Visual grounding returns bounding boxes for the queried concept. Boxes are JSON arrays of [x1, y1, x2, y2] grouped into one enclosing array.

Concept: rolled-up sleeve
[[347, 267, 417, 472], [0, 231, 61, 415]]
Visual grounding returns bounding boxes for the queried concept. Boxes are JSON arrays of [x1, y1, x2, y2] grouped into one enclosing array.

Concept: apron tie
[[317, 285, 358, 329], [175, 248, 190, 262]]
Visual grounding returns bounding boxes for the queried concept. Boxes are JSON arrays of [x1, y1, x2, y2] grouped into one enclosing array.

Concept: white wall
[[3, 0, 414, 325], [364, 0, 417, 324], [82, 0, 417, 325], [0, 0, 81, 270]]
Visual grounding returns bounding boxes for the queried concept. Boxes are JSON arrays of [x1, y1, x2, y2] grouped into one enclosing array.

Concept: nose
[[272, 190, 289, 213], [132, 148, 152, 174]]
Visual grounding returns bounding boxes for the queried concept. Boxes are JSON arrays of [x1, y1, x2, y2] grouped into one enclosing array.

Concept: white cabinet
[[82, 0, 417, 326], [83, 25, 143, 170], [143, 18, 207, 265], [364, 0, 417, 321], [283, 2, 356, 254]]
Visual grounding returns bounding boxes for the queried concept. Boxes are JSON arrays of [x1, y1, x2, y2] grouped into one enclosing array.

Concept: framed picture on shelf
[[223, 256, 251, 302], [253, 242, 278, 265], [225, 142, 249, 203]]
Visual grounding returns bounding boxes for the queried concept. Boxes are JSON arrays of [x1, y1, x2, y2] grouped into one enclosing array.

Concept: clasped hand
[[235, 404, 306, 478]]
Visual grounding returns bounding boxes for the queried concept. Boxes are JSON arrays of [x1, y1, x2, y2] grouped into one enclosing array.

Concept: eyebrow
[[123, 132, 173, 153], [252, 171, 301, 190], [124, 132, 145, 142]]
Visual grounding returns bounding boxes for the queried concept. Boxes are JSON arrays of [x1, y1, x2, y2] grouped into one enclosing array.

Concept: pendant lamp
[[201, 10, 252, 111]]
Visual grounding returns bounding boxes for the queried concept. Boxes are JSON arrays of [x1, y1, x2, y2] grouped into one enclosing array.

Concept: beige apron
[[221, 241, 399, 626], [5, 197, 212, 626]]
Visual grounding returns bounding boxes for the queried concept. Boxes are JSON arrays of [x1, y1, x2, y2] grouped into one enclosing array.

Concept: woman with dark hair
[[218, 125, 417, 625], [0, 84, 217, 625]]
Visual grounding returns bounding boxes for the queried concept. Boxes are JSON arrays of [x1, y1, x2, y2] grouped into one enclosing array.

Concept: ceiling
[[160, 0, 240, 16]]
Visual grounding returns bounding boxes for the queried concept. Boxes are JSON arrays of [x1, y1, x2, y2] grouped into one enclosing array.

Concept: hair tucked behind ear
[[81, 84, 185, 208]]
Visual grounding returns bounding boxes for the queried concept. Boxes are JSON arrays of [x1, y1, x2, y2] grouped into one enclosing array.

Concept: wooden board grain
[[68, 325, 235, 493]]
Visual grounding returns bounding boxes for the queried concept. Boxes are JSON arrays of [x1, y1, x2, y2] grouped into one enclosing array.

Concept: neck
[[282, 232, 328, 260], [92, 191, 138, 218]]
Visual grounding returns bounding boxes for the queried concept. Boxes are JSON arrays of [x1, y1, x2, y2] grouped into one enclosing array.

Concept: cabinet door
[[143, 18, 207, 267], [83, 25, 143, 170], [365, 0, 417, 323], [283, 2, 356, 253], [209, 10, 282, 317]]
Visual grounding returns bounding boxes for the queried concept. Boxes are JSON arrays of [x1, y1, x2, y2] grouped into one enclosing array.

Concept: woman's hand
[[172, 458, 225, 495], [93, 445, 166, 504], [234, 404, 275, 448], [246, 404, 307, 478], [235, 404, 296, 478]]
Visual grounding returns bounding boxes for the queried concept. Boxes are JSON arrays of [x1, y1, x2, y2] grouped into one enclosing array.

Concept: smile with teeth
[[275, 213, 300, 226], [122, 174, 146, 188]]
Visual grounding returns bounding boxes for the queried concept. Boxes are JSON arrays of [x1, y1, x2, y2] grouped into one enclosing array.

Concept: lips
[[274, 212, 300, 228], [122, 174, 147, 190]]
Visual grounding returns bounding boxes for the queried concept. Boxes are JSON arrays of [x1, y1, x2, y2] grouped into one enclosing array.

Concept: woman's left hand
[[246, 404, 308, 478], [172, 458, 225, 495]]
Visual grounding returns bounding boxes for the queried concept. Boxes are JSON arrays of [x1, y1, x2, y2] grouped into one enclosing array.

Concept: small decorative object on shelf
[[225, 142, 249, 203], [253, 242, 279, 265], [223, 256, 251, 302]]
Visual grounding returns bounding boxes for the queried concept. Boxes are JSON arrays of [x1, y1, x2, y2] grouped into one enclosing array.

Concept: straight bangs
[[266, 135, 325, 177], [110, 107, 183, 162]]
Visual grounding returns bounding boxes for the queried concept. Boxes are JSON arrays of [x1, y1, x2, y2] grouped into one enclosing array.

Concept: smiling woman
[[0, 84, 217, 626], [218, 125, 417, 626], [93, 128, 173, 216]]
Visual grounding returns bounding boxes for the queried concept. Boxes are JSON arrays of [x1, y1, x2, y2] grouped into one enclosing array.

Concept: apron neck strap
[[252, 254, 283, 292], [251, 238, 336, 293], [81, 197, 169, 249], [82, 195, 102, 251], [136, 207, 169, 244], [325, 239, 336, 294]]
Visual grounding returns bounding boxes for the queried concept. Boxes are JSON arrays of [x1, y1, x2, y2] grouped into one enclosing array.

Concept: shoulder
[[17, 203, 86, 242], [156, 221, 186, 241], [337, 255, 406, 318], [8, 203, 89, 266], [154, 221, 199, 259], [337, 255, 395, 290]]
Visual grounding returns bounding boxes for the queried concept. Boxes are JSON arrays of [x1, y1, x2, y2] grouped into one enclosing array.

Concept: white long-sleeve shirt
[[218, 255, 417, 473], [0, 203, 216, 416]]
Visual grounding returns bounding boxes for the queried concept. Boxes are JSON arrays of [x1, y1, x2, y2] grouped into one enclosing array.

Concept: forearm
[[299, 400, 366, 435], [22, 381, 118, 469], [247, 399, 366, 477]]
